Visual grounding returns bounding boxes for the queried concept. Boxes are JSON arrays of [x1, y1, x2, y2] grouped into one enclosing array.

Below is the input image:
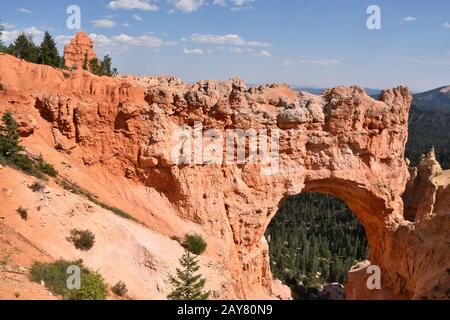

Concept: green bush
[[183, 234, 207, 255], [67, 229, 95, 251], [0, 112, 57, 178], [112, 281, 128, 297], [30, 181, 46, 192], [30, 260, 107, 300], [69, 272, 108, 300], [36, 156, 58, 177], [16, 207, 28, 220]]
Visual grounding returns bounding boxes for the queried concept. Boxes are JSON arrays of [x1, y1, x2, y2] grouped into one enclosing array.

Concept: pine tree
[[82, 52, 89, 70], [38, 31, 61, 67], [89, 58, 101, 75], [0, 22, 4, 51], [9, 33, 39, 63], [168, 249, 211, 300], [0, 111, 24, 159], [100, 55, 118, 77]]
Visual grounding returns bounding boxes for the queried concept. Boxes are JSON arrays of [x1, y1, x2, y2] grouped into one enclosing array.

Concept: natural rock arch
[[0, 54, 448, 299]]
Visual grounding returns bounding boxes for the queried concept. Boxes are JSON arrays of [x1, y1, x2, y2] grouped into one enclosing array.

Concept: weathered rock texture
[[0, 52, 448, 300], [63, 32, 97, 70]]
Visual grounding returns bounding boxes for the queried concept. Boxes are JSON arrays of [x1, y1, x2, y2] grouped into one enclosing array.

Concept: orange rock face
[[63, 31, 97, 69], [0, 52, 448, 300]]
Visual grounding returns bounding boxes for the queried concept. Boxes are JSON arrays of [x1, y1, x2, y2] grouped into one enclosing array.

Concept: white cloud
[[107, 0, 158, 11], [2, 26, 44, 44], [169, 0, 205, 13], [213, 0, 254, 11], [183, 48, 204, 55], [17, 8, 34, 14], [230, 0, 254, 6], [254, 50, 271, 57], [191, 33, 271, 47], [443, 22, 450, 29], [225, 47, 254, 53], [91, 19, 116, 29], [132, 14, 143, 21], [283, 59, 341, 67], [112, 33, 177, 48], [402, 16, 416, 22]]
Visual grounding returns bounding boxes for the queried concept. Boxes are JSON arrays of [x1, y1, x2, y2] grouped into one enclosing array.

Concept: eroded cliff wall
[[0, 53, 448, 299]]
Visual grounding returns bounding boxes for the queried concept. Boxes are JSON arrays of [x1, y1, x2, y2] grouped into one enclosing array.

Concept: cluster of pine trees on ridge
[[0, 21, 117, 77]]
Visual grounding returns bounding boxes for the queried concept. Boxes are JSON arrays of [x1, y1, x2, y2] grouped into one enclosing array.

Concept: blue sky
[[1, 0, 449, 91]]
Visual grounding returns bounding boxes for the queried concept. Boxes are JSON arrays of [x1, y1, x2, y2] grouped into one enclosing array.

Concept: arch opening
[[265, 191, 369, 300]]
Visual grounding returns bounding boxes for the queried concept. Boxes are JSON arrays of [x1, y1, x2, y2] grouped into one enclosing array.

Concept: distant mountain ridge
[[412, 86, 450, 111], [295, 85, 450, 112]]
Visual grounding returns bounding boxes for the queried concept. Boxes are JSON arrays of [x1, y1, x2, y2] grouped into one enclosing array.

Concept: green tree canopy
[[100, 55, 118, 77], [0, 22, 4, 50], [8, 33, 39, 63], [38, 31, 61, 67], [0, 111, 24, 159]]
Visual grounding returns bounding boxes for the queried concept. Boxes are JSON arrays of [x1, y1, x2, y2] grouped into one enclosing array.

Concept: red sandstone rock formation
[[0, 52, 448, 300], [63, 31, 97, 70]]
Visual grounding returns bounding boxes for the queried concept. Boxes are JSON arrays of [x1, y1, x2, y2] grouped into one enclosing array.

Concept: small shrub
[[182, 234, 207, 255], [0, 254, 10, 267], [10, 153, 35, 174], [67, 229, 95, 251], [16, 207, 28, 220], [0, 83, 4, 91], [68, 272, 108, 300], [62, 72, 70, 79], [36, 156, 57, 177], [30, 181, 46, 192], [30, 259, 108, 300], [112, 281, 128, 297]]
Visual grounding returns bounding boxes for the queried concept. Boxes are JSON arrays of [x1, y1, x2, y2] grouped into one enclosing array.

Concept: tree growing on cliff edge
[[168, 249, 211, 300], [0, 111, 23, 160], [8, 33, 39, 63], [82, 51, 89, 70], [38, 31, 61, 67], [100, 55, 118, 77], [88, 55, 118, 77], [0, 22, 5, 51]]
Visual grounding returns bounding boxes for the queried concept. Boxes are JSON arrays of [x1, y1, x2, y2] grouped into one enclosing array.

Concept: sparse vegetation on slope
[[30, 181, 46, 192], [16, 207, 28, 220], [0, 111, 58, 178], [183, 234, 207, 255], [56, 177, 144, 225], [67, 229, 96, 251], [112, 281, 128, 297], [30, 260, 107, 300]]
